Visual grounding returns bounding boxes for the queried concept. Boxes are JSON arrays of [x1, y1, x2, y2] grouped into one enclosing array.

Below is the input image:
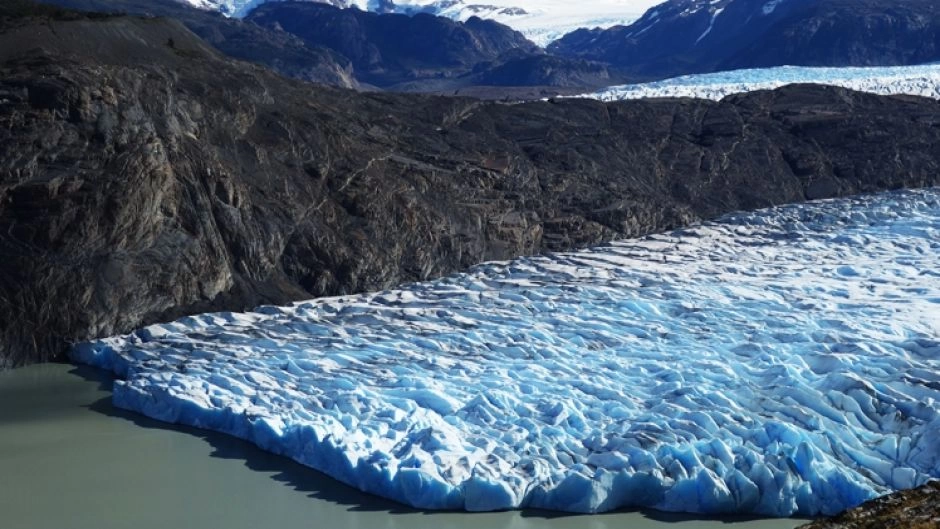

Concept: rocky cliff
[[1, 9, 940, 368]]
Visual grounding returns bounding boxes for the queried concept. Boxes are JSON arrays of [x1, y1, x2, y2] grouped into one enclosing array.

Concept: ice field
[[586, 64, 940, 101], [73, 189, 940, 516]]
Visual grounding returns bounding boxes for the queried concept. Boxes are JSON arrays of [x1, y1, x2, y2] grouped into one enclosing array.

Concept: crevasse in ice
[[73, 189, 940, 516]]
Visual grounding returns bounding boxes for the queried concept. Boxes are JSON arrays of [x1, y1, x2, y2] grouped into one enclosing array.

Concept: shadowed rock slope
[[2, 11, 940, 368], [32, 0, 360, 88], [245, 2, 551, 89]]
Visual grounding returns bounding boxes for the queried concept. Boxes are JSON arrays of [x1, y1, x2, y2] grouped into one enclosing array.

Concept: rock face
[[797, 481, 940, 529], [1, 9, 940, 368], [549, 0, 940, 79]]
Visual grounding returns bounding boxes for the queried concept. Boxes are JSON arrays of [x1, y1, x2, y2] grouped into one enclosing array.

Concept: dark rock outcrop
[[797, 481, 940, 529], [549, 0, 940, 79], [471, 54, 615, 89], [2, 11, 940, 368]]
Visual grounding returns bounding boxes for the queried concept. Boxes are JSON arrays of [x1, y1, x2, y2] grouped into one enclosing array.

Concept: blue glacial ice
[[584, 63, 940, 101], [72, 189, 940, 516]]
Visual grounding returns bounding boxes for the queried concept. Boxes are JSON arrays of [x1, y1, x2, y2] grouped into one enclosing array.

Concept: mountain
[[549, 0, 940, 79], [48, 0, 940, 90], [365, 0, 661, 47], [39, 0, 360, 87], [40, 0, 622, 92], [3, 3, 940, 368], [244, 2, 630, 92], [177, 0, 661, 46], [245, 2, 539, 87]]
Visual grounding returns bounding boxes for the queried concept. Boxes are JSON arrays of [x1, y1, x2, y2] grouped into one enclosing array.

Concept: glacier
[[72, 189, 940, 516], [585, 63, 940, 101]]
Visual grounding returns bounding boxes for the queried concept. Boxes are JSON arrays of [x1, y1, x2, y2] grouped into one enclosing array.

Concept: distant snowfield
[[585, 64, 940, 101], [73, 189, 940, 516], [179, 0, 659, 47]]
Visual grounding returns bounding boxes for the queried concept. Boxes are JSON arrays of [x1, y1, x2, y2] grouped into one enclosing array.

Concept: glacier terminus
[[73, 189, 940, 517]]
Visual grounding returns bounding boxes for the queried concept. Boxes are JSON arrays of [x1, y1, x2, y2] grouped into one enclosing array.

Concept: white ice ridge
[[585, 64, 940, 101], [72, 189, 940, 516]]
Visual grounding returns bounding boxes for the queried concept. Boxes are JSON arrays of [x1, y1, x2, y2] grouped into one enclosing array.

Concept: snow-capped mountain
[[244, 2, 541, 88], [583, 63, 940, 101], [178, 0, 662, 46], [384, 0, 661, 47], [550, 0, 940, 79], [549, 0, 816, 73]]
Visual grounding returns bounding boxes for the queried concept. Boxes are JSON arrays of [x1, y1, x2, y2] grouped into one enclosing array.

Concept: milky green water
[[0, 364, 808, 529]]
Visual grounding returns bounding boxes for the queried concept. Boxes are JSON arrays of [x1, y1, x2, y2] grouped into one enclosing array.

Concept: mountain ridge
[[39, 0, 627, 93], [549, 0, 940, 79], [245, 2, 540, 87], [174, 0, 660, 46], [34, 0, 362, 87]]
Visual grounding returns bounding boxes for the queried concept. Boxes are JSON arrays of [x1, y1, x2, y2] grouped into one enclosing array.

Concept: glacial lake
[[0, 363, 805, 529]]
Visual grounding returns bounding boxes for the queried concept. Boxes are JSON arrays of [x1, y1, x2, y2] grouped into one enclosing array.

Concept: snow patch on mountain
[[585, 64, 940, 101], [762, 0, 785, 15], [73, 189, 940, 516], [695, 6, 724, 44]]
